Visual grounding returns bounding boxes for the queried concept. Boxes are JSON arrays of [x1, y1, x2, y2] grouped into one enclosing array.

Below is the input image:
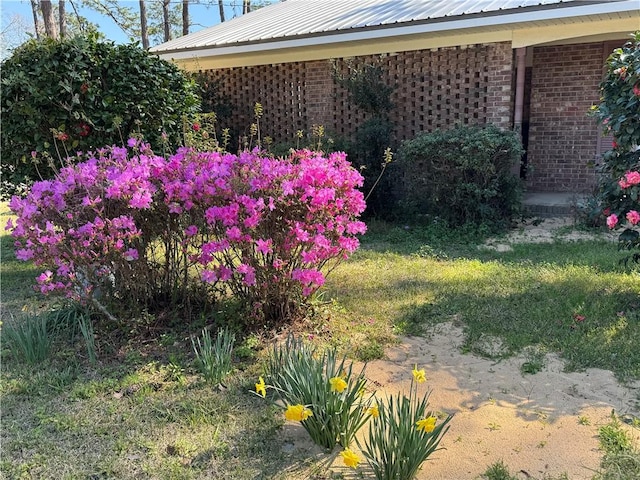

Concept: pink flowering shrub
[[7, 141, 366, 325], [157, 147, 366, 325], [6, 140, 174, 316]]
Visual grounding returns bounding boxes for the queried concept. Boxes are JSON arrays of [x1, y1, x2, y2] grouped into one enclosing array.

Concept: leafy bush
[[0, 34, 199, 195], [396, 124, 524, 229], [593, 32, 640, 261], [7, 141, 367, 327]]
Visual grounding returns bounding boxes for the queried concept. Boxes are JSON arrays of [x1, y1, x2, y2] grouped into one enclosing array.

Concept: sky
[[0, 1, 277, 59]]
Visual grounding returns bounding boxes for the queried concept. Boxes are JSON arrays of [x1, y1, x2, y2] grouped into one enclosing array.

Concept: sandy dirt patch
[[483, 217, 616, 252], [280, 324, 639, 479]]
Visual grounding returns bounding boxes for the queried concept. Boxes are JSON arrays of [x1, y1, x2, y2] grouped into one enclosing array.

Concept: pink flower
[[626, 210, 640, 225], [634, 84, 640, 97], [606, 214, 619, 229], [236, 264, 256, 286], [255, 238, 273, 255], [129, 190, 152, 209], [37, 270, 54, 284], [201, 270, 218, 283], [124, 248, 139, 261], [185, 225, 198, 237], [624, 171, 640, 186]]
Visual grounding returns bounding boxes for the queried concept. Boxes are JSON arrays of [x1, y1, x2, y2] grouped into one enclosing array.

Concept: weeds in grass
[[3, 314, 52, 363], [599, 415, 635, 454], [594, 415, 640, 480], [191, 327, 235, 385], [483, 460, 518, 480], [520, 345, 547, 375]]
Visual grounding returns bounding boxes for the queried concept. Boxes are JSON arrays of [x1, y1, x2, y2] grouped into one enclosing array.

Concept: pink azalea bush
[[7, 140, 367, 325]]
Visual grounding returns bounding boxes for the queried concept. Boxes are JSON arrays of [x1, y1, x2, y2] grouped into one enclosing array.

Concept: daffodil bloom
[[412, 364, 426, 383], [367, 404, 379, 418], [284, 404, 313, 422], [416, 416, 437, 433], [329, 376, 348, 393], [255, 376, 266, 398], [340, 448, 361, 468]]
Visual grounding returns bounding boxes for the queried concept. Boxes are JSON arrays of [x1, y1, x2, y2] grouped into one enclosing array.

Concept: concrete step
[[522, 192, 587, 217]]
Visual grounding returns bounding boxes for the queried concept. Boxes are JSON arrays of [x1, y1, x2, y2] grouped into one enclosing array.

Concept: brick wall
[[200, 42, 514, 146], [526, 42, 604, 193]]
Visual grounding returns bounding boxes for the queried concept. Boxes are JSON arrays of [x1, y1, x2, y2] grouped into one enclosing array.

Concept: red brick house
[[151, 0, 640, 194]]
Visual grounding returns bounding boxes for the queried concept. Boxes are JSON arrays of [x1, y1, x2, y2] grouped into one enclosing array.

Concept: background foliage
[[594, 32, 640, 257], [0, 34, 200, 196]]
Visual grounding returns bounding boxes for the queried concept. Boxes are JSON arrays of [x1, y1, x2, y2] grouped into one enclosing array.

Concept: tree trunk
[[182, 0, 189, 36], [41, 0, 58, 38], [217, 0, 225, 22], [243, 0, 250, 14], [58, 0, 66, 38], [30, 0, 41, 39], [162, 0, 170, 42], [139, 0, 149, 49]]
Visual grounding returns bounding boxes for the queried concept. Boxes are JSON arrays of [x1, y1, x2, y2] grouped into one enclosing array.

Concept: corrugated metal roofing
[[151, 0, 627, 53]]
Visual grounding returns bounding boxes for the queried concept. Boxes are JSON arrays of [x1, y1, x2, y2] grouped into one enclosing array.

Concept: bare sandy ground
[[279, 218, 639, 480]]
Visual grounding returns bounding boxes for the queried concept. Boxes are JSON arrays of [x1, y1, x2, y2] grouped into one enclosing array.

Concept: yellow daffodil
[[329, 376, 348, 393], [412, 364, 426, 383], [340, 448, 361, 468], [284, 404, 313, 422], [255, 376, 266, 398], [367, 404, 379, 418], [416, 416, 437, 433]]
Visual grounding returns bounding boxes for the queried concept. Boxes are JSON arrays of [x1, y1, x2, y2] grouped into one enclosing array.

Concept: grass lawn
[[2, 205, 639, 479]]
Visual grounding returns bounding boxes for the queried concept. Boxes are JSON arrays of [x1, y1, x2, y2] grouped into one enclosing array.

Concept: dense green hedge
[[396, 124, 524, 229], [1, 34, 200, 194]]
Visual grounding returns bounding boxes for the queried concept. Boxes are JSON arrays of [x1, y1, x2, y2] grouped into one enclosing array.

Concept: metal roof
[[151, 0, 635, 54]]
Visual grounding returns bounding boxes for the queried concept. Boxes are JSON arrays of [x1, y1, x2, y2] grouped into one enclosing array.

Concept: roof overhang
[[153, 0, 640, 70]]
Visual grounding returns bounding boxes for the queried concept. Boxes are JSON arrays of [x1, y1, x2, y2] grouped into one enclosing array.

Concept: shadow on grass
[[393, 277, 640, 382]]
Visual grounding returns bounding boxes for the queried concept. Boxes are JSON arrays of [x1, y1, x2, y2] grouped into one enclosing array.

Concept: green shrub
[[332, 59, 397, 217], [396, 124, 524, 230], [0, 33, 199, 195], [592, 32, 640, 262]]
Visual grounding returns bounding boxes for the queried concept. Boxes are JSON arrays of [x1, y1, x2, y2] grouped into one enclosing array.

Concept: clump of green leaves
[[3, 314, 52, 364], [357, 367, 452, 480], [191, 327, 235, 385], [0, 33, 200, 195], [261, 335, 372, 449], [595, 415, 640, 480]]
